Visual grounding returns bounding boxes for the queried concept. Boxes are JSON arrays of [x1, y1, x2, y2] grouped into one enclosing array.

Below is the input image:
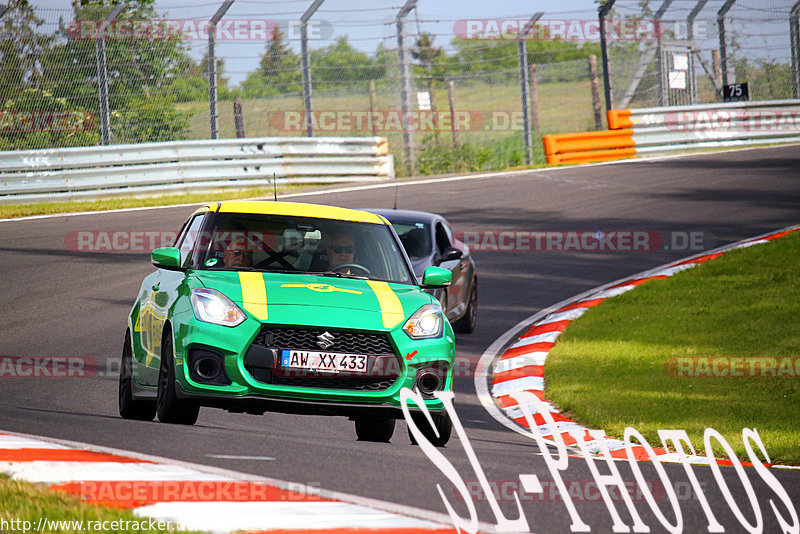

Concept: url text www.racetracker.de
[[402, 390, 798, 534]]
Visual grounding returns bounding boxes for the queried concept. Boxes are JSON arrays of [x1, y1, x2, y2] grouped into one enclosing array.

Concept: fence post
[[369, 80, 378, 136], [517, 13, 542, 166], [588, 55, 602, 129], [96, 4, 125, 145], [687, 0, 710, 104], [233, 98, 245, 138], [208, 0, 234, 140], [447, 80, 458, 148], [599, 0, 616, 113], [396, 0, 417, 175], [529, 64, 539, 135], [791, 1, 800, 98], [717, 0, 737, 88], [301, 0, 325, 138]]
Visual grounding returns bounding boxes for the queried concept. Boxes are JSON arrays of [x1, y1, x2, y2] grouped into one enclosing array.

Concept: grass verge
[[0, 184, 315, 220], [545, 230, 800, 465], [0, 474, 204, 533]]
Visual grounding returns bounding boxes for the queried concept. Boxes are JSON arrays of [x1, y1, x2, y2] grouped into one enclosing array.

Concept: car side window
[[177, 214, 206, 267], [435, 222, 451, 256]]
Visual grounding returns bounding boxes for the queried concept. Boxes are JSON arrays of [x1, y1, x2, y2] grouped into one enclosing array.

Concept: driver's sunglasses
[[330, 245, 354, 254], [228, 249, 247, 256]]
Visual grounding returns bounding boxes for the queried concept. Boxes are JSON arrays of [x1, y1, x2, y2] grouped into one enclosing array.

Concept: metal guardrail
[[608, 99, 800, 154], [544, 99, 800, 164], [0, 137, 394, 204]]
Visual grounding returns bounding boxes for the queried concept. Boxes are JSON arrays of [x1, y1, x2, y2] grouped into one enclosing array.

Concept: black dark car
[[367, 209, 477, 333]]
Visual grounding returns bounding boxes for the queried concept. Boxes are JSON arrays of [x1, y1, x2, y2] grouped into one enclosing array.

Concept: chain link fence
[[2, 1, 798, 175], [606, 0, 799, 109]]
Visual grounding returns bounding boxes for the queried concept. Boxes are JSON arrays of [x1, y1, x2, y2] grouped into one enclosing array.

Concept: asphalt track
[[1, 144, 799, 533]]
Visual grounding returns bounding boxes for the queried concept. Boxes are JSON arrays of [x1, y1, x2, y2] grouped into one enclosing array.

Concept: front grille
[[246, 326, 400, 391], [254, 327, 394, 355]]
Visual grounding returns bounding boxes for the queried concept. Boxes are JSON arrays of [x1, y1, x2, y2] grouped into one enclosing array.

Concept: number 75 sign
[[723, 82, 749, 102]]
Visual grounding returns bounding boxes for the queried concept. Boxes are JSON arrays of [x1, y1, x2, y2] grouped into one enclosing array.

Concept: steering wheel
[[330, 263, 371, 276]]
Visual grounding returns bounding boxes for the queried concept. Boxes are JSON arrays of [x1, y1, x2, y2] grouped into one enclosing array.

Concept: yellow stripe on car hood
[[239, 272, 268, 320], [366, 281, 405, 329]]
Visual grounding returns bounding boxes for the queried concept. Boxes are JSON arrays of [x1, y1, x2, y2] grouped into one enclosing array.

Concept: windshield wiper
[[319, 271, 369, 280]]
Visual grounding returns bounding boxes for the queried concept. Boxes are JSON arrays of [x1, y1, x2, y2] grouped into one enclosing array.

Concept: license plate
[[281, 350, 367, 374]]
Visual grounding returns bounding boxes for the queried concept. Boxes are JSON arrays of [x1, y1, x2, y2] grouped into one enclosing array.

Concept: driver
[[222, 234, 253, 268], [325, 230, 357, 274]]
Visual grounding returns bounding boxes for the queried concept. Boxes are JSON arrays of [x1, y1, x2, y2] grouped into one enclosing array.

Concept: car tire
[[156, 330, 199, 425], [407, 412, 452, 447], [354, 416, 395, 442], [118, 331, 156, 421], [452, 281, 477, 334]]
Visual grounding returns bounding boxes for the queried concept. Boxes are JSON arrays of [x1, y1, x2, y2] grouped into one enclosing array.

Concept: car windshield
[[386, 220, 431, 259], [195, 212, 414, 284]]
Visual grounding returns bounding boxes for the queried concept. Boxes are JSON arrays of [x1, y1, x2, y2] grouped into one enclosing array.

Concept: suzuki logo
[[316, 331, 335, 350]]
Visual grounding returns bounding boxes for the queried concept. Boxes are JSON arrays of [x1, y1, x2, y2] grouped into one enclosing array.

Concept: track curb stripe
[[0, 432, 456, 532], [479, 225, 800, 467]]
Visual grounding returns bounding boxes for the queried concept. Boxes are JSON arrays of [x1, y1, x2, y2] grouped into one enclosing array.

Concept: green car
[[119, 201, 455, 445]]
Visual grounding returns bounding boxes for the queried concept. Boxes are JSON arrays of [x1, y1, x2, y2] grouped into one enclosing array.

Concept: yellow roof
[[211, 200, 386, 225]]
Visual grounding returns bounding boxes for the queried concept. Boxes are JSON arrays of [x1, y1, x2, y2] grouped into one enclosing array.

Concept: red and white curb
[[475, 225, 800, 465], [0, 431, 466, 533]]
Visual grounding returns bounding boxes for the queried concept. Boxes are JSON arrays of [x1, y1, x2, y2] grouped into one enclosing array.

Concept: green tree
[[39, 0, 189, 143], [240, 27, 301, 97], [310, 36, 385, 90]]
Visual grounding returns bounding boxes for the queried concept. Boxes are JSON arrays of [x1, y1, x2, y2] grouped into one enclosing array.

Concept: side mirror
[[421, 266, 452, 288], [437, 247, 463, 264], [151, 247, 182, 270]]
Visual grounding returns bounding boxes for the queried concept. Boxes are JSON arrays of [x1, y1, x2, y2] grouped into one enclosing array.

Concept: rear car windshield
[[387, 220, 431, 259]]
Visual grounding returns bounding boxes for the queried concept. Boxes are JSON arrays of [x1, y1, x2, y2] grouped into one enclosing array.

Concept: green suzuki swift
[[119, 200, 455, 445]]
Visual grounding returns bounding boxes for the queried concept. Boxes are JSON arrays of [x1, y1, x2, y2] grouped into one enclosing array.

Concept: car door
[[134, 210, 207, 386]]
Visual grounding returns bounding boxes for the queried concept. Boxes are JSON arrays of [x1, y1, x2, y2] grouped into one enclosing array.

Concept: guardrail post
[[396, 0, 417, 175], [599, 0, 616, 116], [209, 0, 234, 140], [301, 0, 325, 137], [96, 4, 125, 145], [717, 0, 737, 89], [791, 1, 800, 98]]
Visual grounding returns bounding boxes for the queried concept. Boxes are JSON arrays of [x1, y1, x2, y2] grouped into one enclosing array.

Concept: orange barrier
[[607, 108, 633, 129], [542, 128, 635, 165]]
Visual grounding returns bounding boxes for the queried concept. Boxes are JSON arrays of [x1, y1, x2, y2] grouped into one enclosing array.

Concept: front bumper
[[171, 311, 455, 414]]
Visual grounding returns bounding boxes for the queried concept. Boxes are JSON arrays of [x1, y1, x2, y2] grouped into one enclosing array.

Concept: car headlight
[[403, 304, 443, 339], [190, 288, 247, 327]]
